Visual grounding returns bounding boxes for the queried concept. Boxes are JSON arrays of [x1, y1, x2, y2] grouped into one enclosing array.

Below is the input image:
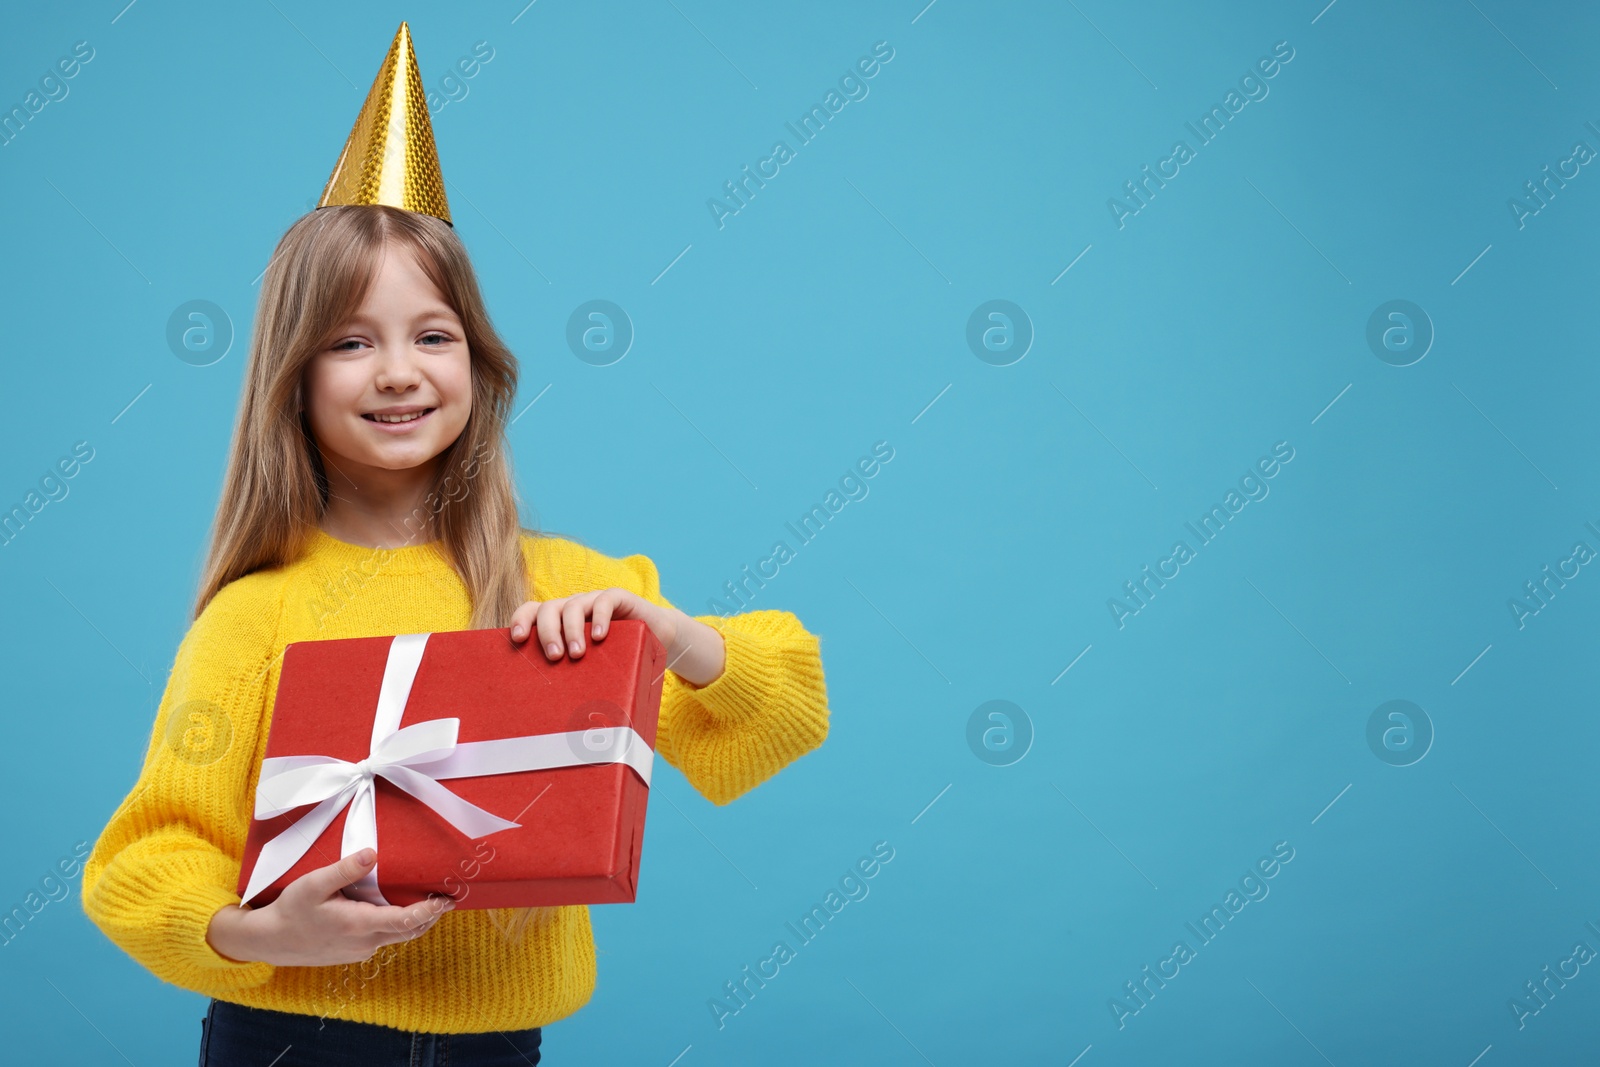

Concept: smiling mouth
[[363, 408, 436, 424]]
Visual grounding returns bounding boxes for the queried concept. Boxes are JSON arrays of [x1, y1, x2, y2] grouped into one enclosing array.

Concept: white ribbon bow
[[240, 632, 653, 906]]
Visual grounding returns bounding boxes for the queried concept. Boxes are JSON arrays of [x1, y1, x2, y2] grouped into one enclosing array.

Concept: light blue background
[[3, 1, 1598, 1063]]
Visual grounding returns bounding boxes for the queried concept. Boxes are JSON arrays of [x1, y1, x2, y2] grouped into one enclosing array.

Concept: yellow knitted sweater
[[81, 527, 829, 1033]]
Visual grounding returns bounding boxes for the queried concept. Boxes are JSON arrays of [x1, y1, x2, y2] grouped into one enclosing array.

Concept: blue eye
[[421, 333, 449, 346]]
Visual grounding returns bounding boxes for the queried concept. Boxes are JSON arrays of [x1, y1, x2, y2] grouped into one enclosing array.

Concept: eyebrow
[[338, 307, 462, 329]]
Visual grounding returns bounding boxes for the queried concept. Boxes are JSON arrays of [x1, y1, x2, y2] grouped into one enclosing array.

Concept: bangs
[[274, 206, 462, 364]]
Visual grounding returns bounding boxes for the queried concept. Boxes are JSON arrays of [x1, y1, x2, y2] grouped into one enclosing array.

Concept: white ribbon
[[240, 632, 653, 906]]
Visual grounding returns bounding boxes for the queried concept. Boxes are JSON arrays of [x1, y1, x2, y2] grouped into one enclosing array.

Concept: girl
[[81, 181, 829, 1065]]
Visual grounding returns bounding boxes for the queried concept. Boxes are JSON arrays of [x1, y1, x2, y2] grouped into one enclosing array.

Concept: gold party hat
[[317, 22, 451, 224]]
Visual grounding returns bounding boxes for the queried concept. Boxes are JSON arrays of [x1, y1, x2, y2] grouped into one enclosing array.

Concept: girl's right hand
[[208, 848, 455, 967]]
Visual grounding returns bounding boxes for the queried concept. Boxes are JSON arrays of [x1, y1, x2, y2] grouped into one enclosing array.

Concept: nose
[[372, 343, 424, 392]]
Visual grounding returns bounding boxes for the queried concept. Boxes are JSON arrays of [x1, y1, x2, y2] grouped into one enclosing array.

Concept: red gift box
[[235, 619, 665, 910]]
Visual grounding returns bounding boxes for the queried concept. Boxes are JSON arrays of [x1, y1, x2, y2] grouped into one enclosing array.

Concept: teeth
[[371, 410, 429, 423]]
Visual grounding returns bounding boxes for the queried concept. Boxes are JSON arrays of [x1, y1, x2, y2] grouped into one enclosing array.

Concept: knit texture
[[81, 527, 829, 1033]]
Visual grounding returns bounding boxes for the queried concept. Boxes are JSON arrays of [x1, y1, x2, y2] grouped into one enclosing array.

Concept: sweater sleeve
[[538, 539, 830, 806], [80, 569, 285, 995]]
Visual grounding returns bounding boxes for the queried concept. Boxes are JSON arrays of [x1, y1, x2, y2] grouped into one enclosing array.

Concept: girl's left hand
[[509, 588, 678, 664]]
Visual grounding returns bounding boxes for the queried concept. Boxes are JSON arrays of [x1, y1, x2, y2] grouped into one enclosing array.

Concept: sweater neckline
[[303, 525, 450, 574]]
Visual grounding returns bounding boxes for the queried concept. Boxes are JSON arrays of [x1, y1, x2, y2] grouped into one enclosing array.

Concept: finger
[[398, 898, 452, 937], [563, 594, 594, 657], [535, 600, 566, 661], [590, 590, 620, 641], [370, 896, 454, 943], [509, 601, 540, 643], [312, 847, 378, 895], [373, 913, 436, 949]]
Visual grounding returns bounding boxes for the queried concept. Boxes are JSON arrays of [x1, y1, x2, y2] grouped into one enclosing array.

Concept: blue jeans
[[198, 998, 543, 1066]]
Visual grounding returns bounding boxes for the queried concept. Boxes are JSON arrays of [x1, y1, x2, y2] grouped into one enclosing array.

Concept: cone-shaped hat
[[317, 22, 451, 224]]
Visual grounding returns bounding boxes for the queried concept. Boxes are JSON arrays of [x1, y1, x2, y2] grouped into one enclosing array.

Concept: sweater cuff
[[677, 615, 815, 723], [174, 881, 277, 991]]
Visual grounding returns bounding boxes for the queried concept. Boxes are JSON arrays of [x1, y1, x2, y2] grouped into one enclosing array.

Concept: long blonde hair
[[199, 203, 551, 940]]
